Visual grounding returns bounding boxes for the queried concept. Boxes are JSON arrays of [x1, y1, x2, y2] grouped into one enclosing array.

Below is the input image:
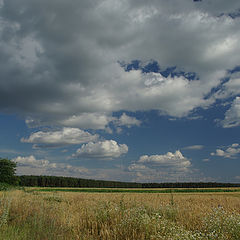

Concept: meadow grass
[[0, 189, 240, 239]]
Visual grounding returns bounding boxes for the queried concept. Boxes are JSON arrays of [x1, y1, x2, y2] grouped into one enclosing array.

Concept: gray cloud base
[[1, 0, 240, 129]]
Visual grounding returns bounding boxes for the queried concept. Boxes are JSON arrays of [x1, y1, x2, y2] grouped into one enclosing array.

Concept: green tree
[[0, 158, 18, 185]]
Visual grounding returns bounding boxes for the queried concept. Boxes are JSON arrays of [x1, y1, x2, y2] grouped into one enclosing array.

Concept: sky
[[0, 0, 240, 183]]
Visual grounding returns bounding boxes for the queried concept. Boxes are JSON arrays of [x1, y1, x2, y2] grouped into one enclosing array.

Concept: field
[[0, 188, 240, 240]]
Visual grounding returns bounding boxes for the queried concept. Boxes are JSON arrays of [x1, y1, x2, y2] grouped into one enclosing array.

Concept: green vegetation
[[0, 183, 14, 191], [0, 158, 18, 185], [34, 187, 240, 194]]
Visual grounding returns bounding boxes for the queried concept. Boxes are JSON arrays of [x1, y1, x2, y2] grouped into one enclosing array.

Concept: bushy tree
[[0, 158, 18, 185]]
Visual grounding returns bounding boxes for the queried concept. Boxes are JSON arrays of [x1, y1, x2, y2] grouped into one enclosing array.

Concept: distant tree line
[[18, 175, 240, 188], [1, 158, 240, 188], [18, 175, 142, 188]]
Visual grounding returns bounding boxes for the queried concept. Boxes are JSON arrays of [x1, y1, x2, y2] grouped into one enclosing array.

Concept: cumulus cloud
[[21, 127, 98, 148], [1, 0, 240, 129], [58, 113, 112, 130], [127, 150, 196, 182], [114, 113, 141, 128], [138, 150, 191, 171], [211, 143, 240, 158], [73, 140, 128, 159], [13, 155, 49, 167], [221, 97, 240, 128], [13, 155, 88, 176]]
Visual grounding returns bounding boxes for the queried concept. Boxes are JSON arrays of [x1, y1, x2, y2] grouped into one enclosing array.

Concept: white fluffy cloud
[[13, 155, 49, 167], [128, 150, 195, 182], [221, 97, 240, 128], [138, 150, 191, 171], [1, 0, 240, 128], [73, 140, 128, 159], [211, 143, 240, 158], [114, 113, 141, 128], [126, 149, 197, 183], [13, 155, 88, 176], [58, 113, 112, 130], [21, 127, 98, 148]]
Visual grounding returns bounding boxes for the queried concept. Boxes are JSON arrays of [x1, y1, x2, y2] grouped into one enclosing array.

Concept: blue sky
[[1, 0, 240, 182]]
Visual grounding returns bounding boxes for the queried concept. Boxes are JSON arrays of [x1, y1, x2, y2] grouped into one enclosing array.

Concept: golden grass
[[0, 189, 240, 239]]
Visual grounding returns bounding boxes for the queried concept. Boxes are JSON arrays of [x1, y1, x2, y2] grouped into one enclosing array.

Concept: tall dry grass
[[0, 190, 240, 239]]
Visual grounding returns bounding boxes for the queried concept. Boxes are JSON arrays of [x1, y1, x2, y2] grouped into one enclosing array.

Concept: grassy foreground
[[0, 189, 240, 239]]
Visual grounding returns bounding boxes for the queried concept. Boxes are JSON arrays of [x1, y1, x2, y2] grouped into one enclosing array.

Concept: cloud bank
[[13, 155, 88, 176], [1, 0, 240, 130]]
